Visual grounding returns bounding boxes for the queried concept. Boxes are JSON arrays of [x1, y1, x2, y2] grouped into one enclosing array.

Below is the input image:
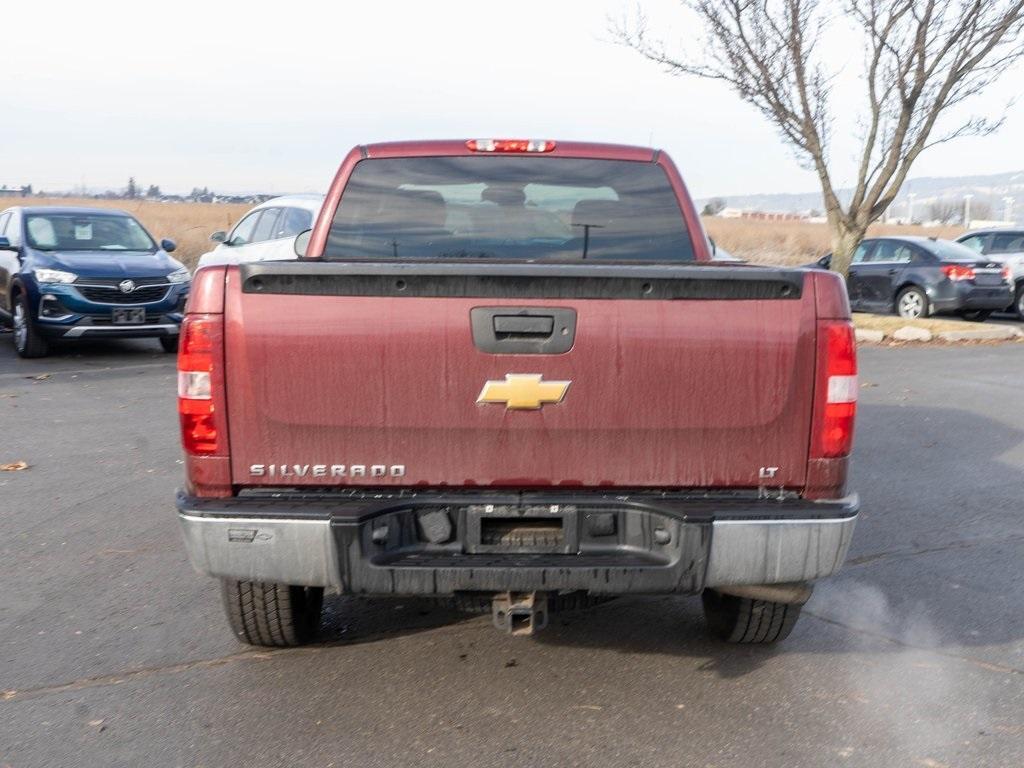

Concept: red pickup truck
[[177, 139, 859, 646]]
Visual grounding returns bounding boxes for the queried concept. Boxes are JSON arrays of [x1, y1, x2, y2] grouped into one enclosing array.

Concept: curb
[[854, 329, 885, 343], [891, 326, 933, 342], [937, 327, 1022, 342], [853, 322, 1023, 344]]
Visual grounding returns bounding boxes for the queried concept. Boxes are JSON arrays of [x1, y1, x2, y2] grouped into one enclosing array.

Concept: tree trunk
[[829, 224, 867, 278]]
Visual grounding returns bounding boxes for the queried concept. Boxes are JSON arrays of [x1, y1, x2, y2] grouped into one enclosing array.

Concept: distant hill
[[698, 169, 1024, 214]]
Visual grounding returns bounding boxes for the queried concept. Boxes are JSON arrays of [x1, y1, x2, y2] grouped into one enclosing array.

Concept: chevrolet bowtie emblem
[[477, 374, 571, 410]]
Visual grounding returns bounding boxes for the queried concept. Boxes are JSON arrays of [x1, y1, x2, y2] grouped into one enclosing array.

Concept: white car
[[197, 194, 324, 268], [711, 243, 743, 262]]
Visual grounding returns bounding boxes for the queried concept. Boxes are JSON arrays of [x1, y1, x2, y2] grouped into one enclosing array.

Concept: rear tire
[[12, 293, 49, 358], [896, 286, 929, 319], [221, 579, 324, 647], [958, 309, 991, 322], [159, 335, 179, 353], [701, 589, 803, 644], [1014, 283, 1024, 320]]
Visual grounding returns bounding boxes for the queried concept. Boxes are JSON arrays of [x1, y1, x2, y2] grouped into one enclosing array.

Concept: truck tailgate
[[224, 263, 816, 489]]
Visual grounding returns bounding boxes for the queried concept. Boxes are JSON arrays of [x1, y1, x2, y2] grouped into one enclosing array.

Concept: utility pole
[[1004, 196, 1015, 223], [963, 194, 973, 227], [907, 193, 917, 224]]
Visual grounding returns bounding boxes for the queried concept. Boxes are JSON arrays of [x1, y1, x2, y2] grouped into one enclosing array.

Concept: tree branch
[[612, 0, 1024, 273]]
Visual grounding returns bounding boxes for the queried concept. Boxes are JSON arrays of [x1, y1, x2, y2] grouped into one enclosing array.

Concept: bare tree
[[971, 199, 993, 220], [927, 197, 961, 224], [702, 197, 728, 215], [613, 1, 1024, 275]]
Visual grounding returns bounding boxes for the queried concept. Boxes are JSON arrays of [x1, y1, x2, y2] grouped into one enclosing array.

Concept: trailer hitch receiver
[[492, 592, 549, 636]]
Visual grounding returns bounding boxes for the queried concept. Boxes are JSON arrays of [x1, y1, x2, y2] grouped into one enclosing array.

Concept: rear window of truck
[[324, 157, 694, 262]]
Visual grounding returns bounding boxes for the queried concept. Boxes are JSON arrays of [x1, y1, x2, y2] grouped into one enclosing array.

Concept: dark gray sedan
[[809, 236, 1012, 320]]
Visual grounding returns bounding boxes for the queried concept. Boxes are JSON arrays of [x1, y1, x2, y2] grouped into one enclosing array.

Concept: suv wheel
[[1015, 283, 1024, 320], [159, 335, 179, 353], [221, 579, 324, 647], [896, 286, 929, 319], [701, 589, 803, 643], [12, 294, 49, 358]]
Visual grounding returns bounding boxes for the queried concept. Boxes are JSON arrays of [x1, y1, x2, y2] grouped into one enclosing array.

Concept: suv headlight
[[34, 268, 77, 284], [167, 267, 191, 284]]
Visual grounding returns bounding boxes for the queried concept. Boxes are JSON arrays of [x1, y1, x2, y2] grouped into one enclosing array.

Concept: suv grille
[[77, 285, 170, 304], [75, 276, 170, 287]]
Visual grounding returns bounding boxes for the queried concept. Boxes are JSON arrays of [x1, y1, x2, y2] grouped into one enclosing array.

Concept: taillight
[[466, 138, 556, 153], [941, 264, 975, 282], [811, 321, 857, 459], [177, 314, 223, 455], [1002, 265, 1012, 283]]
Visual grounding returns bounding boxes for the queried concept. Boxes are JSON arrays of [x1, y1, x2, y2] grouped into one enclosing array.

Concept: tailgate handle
[[493, 315, 554, 338], [471, 307, 577, 355]]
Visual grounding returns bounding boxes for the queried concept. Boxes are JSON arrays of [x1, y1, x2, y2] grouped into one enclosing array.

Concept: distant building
[[214, 194, 273, 205], [717, 206, 812, 222], [0, 185, 32, 198], [967, 218, 1017, 229]]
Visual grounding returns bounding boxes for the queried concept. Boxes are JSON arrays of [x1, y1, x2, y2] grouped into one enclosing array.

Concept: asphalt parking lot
[[1, 334, 1023, 768]]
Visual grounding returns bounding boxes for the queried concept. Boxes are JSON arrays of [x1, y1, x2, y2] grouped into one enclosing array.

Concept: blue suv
[[0, 206, 191, 358]]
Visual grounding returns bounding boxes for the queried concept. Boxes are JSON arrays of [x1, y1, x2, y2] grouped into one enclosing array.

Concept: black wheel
[[958, 309, 991, 322], [701, 589, 803, 644], [896, 286, 929, 319], [12, 293, 49, 358], [159, 335, 179, 353], [1014, 283, 1024, 320], [221, 579, 324, 647]]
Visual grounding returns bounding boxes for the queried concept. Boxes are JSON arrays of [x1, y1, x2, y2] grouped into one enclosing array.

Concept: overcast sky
[[4, 0, 1022, 199]]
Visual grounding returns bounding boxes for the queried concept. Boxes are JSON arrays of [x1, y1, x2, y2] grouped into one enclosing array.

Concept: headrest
[[571, 199, 621, 228], [481, 185, 527, 206]]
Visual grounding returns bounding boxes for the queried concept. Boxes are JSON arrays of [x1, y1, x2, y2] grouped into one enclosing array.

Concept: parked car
[[808, 236, 1011, 320], [956, 229, 1024, 318], [196, 194, 324, 269], [177, 139, 859, 648], [0, 206, 190, 358]]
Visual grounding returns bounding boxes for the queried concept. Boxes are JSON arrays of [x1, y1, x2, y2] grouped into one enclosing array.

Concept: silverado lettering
[[248, 464, 406, 478], [176, 139, 859, 647]]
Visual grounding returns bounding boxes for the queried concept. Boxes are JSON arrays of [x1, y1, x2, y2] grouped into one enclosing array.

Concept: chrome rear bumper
[[179, 513, 340, 589], [177, 491, 858, 595], [705, 515, 856, 587]]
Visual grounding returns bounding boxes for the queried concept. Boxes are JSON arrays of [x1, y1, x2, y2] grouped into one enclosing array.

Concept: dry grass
[[2, 198, 971, 271], [703, 217, 966, 266], [1, 197, 250, 269], [851, 312, 984, 334]]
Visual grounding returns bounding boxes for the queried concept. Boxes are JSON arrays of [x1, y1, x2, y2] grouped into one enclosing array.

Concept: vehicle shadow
[[317, 595, 481, 646], [0, 331, 171, 374], [40, 337, 169, 359], [313, 591, 770, 678]]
